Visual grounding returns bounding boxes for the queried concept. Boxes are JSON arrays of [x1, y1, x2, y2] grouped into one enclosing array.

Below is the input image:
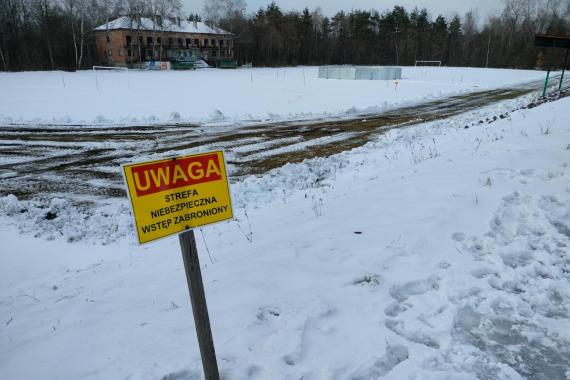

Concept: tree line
[[221, 0, 570, 69], [0, 0, 569, 71], [0, 0, 182, 71]]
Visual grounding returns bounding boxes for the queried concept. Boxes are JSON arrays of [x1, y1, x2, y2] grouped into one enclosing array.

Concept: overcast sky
[[185, 0, 502, 19]]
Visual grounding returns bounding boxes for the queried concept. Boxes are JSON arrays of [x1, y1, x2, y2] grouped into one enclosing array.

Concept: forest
[[0, 0, 569, 71]]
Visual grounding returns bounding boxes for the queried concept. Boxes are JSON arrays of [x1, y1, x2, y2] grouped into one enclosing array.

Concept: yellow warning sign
[[122, 151, 234, 244]]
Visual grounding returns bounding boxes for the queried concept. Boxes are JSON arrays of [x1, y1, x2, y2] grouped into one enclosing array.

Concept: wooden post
[[179, 230, 220, 380]]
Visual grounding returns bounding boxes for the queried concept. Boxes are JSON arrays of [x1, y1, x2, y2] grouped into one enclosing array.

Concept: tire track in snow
[[0, 79, 565, 205]]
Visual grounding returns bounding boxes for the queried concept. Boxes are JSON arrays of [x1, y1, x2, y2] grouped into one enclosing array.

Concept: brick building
[[93, 16, 234, 66]]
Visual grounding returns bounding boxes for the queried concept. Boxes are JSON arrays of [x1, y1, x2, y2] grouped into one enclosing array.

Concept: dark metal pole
[[559, 48, 569, 91], [179, 230, 220, 380], [542, 68, 551, 97]]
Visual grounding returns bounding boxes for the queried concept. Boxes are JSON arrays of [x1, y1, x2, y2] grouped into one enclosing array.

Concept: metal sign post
[[542, 68, 551, 97], [179, 229, 220, 380], [535, 34, 570, 95], [559, 48, 569, 91]]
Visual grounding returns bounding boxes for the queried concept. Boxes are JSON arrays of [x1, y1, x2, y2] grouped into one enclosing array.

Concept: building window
[[178, 38, 183, 46], [106, 35, 110, 43], [146, 49, 152, 58], [204, 39, 209, 46], [194, 39, 199, 45], [186, 38, 191, 47], [126, 35, 132, 46], [147, 36, 153, 45], [157, 37, 162, 44], [211, 39, 216, 46], [220, 40, 224, 47], [168, 37, 173, 45]]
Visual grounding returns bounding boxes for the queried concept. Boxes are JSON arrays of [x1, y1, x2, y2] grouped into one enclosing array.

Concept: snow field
[[1, 91, 569, 378], [0, 66, 548, 126]]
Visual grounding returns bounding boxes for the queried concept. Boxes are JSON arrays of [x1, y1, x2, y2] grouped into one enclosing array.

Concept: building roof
[[93, 16, 232, 35], [534, 34, 570, 49]]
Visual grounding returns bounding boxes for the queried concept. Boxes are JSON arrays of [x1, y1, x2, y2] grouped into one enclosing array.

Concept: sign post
[[122, 151, 233, 380], [542, 68, 551, 97], [179, 229, 220, 380]]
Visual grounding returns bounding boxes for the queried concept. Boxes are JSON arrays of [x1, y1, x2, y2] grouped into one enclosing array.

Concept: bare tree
[[203, 0, 223, 27], [149, 0, 181, 61], [223, 0, 245, 20], [203, 0, 245, 29], [124, 0, 146, 63], [97, 0, 121, 65], [64, 0, 89, 69]]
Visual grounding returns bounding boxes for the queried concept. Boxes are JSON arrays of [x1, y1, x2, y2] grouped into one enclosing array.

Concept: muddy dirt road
[[0, 79, 563, 204]]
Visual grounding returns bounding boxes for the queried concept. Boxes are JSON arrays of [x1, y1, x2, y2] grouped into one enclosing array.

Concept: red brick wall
[[94, 29, 235, 66], [94, 30, 128, 65]]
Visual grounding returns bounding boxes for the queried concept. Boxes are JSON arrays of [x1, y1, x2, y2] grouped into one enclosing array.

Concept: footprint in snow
[[385, 319, 440, 349], [351, 342, 409, 379], [389, 276, 440, 302], [161, 369, 200, 380], [352, 273, 383, 287], [256, 306, 280, 322], [384, 301, 412, 317], [451, 232, 466, 242]]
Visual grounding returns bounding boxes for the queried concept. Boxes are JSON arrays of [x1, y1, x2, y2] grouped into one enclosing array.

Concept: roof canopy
[[534, 34, 570, 49], [94, 16, 232, 36]]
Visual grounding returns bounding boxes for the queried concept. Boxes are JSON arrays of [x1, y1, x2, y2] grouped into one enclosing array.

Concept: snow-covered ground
[[1, 81, 569, 378], [0, 66, 548, 125]]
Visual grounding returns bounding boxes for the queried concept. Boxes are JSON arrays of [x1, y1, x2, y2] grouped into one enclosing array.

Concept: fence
[[319, 66, 402, 80]]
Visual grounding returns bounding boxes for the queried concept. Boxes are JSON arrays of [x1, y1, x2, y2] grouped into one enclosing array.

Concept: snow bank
[[0, 67, 547, 126], [1, 89, 569, 378]]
